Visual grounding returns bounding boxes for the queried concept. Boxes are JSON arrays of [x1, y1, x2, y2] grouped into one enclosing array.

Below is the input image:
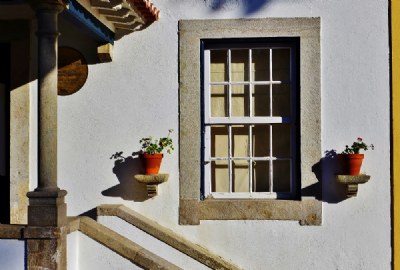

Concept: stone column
[[26, 1, 67, 269], [33, 0, 62, 192]]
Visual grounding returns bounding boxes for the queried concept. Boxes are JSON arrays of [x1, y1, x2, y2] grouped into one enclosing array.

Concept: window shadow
[[206, 0, 272, 15], [102, 154, 149, 202], [302, 150, 348, 203]]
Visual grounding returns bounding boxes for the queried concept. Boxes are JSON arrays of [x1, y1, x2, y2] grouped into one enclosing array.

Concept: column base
[[27, 189, 67, 226]]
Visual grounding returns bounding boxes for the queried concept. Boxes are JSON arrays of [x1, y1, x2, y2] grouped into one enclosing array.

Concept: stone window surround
[[179, 18, 321, 226]]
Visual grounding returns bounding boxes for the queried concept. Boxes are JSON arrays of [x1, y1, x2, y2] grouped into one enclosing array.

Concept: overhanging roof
[[66, 0, 160, 41]]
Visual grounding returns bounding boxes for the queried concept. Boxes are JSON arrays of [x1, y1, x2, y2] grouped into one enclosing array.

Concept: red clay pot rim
[[141, 153, 163, 158], [338, 153, 364, 158]]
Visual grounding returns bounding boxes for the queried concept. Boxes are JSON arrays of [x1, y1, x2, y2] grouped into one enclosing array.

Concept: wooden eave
[[74, 0, 160, 40]]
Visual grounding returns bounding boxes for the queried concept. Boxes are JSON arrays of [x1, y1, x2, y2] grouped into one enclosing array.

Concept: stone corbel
[[98, 43, 113, 62], [134, 174, 169, 197], [336, 174, 371, 198]]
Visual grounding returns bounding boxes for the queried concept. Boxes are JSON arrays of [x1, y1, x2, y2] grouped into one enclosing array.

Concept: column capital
[[27, 0, 66, 13]]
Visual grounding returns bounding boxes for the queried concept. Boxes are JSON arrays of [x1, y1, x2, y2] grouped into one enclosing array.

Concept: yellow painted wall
[[393, 1, 400, 269]]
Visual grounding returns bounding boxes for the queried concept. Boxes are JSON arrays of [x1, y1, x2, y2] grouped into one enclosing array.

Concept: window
[[202, 39, 299, 199], [179, 18, 321, 225]]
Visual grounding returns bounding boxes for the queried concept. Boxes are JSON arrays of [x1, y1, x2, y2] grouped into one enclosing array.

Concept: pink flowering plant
[[342, 137, 374, 154], [140, 129, 174, 155]]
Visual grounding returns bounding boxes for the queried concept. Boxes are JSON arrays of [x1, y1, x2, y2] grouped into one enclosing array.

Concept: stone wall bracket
[[336, 174, 371, 198], [134, 174, 169, 197]]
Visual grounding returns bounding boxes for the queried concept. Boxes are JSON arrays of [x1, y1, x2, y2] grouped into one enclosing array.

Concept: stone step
[[97, 204, 242, 270]]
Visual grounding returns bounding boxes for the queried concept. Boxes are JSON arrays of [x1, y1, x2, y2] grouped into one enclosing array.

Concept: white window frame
[[202, 40, 299, 199]]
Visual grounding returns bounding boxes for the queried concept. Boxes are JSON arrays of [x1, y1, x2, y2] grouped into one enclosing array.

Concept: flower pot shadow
[[302, 149, 348, 203], [102, 155, 148, 201]]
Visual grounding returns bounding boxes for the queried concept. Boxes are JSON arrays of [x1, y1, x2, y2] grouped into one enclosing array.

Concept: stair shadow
[[102, 156, 148, 202], [79, 207, 97, 220]]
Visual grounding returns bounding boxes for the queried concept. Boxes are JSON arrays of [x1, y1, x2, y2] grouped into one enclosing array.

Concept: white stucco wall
[[58, 0, 391, 269], [73, 232, 141, 270], [98, 216, 211, 270]]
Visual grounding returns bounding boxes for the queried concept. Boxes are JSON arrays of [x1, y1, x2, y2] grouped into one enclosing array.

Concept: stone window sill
[[179, 198, 321, 226]]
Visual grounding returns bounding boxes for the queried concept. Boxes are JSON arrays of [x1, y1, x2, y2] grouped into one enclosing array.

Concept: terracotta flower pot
[[337, 154, 364, 176], [141, 153, 163, 174]]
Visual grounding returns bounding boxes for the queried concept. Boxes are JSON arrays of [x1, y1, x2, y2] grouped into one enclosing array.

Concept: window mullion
[[249, 49, 253, 193], [228, 49, 232, 118], [249, 49, 253, 117], [204, 126, 211, 195], [269, 124, 273, 193], [249, 125, 253, 193], [269, 48, 273, 193], [228, 125, 233, 193], [204, 50, 211, 122], [227, 49, 233, 193]]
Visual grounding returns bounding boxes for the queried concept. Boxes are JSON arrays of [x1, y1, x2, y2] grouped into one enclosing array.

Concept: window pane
[[272, 124, 291, 158], [232, 125, 248, 157], [210, 50, 228, 82], [252, 125, 270, 157], [231, 84, 249, 117], [231, 49, 249, 82], [252, 160, 270, 192], [273, 160, 291, 192], [211, 85, 228, 117], [252, 49, 270, 81], [252, 85, 270, 116], [211, 160, 229, 192], [272, 48, 290, 81], [272, 84, 291, 117], [233, 160, 249, 192], [211, 125, 228, 157]]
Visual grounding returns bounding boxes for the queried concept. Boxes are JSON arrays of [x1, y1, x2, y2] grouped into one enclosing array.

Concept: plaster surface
[[77, 233, 143, 270], [99, 216, 211, 270], [54, 0, 391, 269]]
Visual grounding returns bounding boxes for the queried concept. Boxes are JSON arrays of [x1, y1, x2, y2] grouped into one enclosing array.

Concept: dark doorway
[[0, 43, 10, 224]]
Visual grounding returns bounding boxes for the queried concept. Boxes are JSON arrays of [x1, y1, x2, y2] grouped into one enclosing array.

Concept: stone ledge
[[197, 198, 322, 225], [336, 174, 370, 184], [0, 224, 65, 240], [23, 226, 62, 239], [98, 204, 243, 270], [134, 174, 169, 185], [134, 174, 169, 197], [0, 224, 25, 239], [336, 174, 371, 197]]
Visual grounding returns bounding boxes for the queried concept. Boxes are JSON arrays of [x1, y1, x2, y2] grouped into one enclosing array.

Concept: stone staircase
[[67, 204, 242, 270]]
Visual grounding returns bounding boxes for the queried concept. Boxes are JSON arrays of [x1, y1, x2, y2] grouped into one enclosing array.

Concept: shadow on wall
[[102, 152, 149, 202], [303, 150, 348, 203], [205, 0, 272, 14]]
